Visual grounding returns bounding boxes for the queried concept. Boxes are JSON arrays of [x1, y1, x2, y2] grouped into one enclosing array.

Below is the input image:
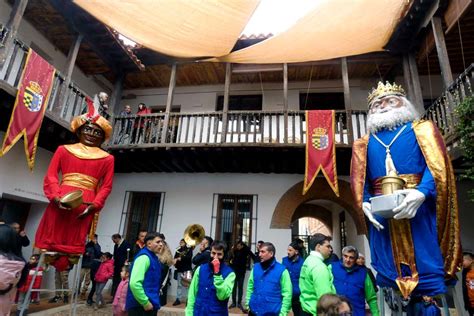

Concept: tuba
[[180, 224, 205, 288], [183, 224, 205, 247]]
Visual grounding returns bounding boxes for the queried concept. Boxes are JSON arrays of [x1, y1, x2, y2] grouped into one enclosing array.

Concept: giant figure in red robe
[[35, 109, 114, 254]]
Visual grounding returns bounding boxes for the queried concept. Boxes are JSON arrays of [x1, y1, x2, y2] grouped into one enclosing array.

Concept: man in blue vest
[[332, 246, 379, 316], [246, 242, 292, 316], [282, 241, 304, 316], [185, 240, 236, 316], [126, 232, 163, 316]]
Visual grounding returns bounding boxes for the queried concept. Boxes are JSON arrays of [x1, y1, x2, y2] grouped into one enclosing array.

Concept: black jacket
[[192, 247, 211, 268], [82, 241, 101, 269], [113, 239, 132, 272], [174, 246, 192, 272], [230, 245, 256, 275]]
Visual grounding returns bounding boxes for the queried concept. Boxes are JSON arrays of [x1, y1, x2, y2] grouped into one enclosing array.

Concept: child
[[17, 254, 43, 306], [112, 265, 129, 316], [94, 252, 114, 309]]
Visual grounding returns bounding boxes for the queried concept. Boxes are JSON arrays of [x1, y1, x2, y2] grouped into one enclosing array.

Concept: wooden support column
[[0, 0, 28, 69], [161, 63, 177, 144], [283, 63, 288, 143], [109, 72, 124, 116], [54, 33, 83, 115], [402, 54, 415, 100], [408, 53, 424, 113], [341, 57, 353, 144], [431, 17, 454, 88], [221, 63, 231, 143]]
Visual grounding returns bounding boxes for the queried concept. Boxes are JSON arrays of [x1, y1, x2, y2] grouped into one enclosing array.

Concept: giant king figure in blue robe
[[350, 82, 461, 311]]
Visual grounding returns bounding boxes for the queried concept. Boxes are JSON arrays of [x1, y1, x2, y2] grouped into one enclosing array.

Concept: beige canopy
[[74, 0, 408, 63], [216, 0, 408, 63], [73, 0, 260, 58]]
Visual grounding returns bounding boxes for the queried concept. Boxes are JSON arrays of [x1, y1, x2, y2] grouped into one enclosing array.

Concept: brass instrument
[[183, 224, 205, 247], [180, 224, 205, 288]]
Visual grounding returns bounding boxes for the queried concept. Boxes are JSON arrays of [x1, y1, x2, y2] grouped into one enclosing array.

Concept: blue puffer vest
[[193, 262, 233, 315], [126, 247, 161, 311], [282, 256, 304, 295], [249, 259, 286, 315], [332, 261, 366, 316]]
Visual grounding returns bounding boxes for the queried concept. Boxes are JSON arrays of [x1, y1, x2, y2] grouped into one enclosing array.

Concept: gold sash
[[62, 173, 98, 191]]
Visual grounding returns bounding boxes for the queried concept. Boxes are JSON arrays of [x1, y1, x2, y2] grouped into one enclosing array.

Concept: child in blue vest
[[185, 240, 236, 316]]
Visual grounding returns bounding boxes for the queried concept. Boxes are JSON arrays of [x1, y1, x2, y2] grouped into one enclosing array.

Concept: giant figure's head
[[366, 82, 420, 134]]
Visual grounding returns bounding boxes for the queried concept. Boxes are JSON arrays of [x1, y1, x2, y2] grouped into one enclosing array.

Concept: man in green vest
[[299, 233, 336, 316]]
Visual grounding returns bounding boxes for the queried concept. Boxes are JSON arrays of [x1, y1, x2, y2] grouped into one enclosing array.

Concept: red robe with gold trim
[[34, 144, 114, 254]]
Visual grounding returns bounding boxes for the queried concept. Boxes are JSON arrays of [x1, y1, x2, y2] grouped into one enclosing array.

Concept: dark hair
[[103, 252, 113, 259], [144, 232, 161, 244], [317, 293, 351, 315], [0, 224, 23, 259], [289, 241, 301, 253], [112, 233, 121, 239], [94, 234, 98, 238], [211, 240, 227, 252], [204, 236, 213, 246], [138, 229, 147, 234], [261, 242, 276, 255], [122, 264, 130, 273], [257, 240, 264, 244], [309, 233, 332, 250], [464, 252, 474, 260], [158, 233, 166, 240]]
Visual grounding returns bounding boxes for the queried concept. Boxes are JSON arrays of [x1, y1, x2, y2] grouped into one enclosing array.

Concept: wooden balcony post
[[341, 57, 354, 143], [0, 0, 28, 70], [431, 17, 454, 88], [408, 53, 424, 113], [221, 63, 231, 143], [161, 63, 177, 144], [283, 63, 288, 143], [110, 72, 124, 116], [53, 33, 83, 116]]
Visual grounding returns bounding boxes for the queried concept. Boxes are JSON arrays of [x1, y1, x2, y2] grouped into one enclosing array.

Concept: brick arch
[[271, 178, 366, 235], [291, 204, 333, 235]]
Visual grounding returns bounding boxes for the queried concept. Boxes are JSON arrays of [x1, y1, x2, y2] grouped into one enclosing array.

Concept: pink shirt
[[113, 279, 129, 316]]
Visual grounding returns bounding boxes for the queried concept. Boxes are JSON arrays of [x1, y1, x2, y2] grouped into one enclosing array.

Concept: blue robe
[[364, 122, 446, 296]]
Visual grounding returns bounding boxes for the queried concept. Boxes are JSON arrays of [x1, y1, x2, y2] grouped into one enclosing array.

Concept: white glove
[[393, 189, 425, 220], [363, 202, 384, 231]]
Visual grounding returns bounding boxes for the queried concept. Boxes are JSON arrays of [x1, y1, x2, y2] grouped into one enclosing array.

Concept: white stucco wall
[[0, 0, 109, 96]]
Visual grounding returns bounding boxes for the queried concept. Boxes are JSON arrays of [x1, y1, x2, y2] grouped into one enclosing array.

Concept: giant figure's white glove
[[363, 202, 384, 231], [393, 189, 425, 220]]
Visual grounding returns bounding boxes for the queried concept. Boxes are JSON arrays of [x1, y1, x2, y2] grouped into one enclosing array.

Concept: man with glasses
[[127, 232, 164, 315], [299, 233, 336, 316], [331, 246, 379, 316]]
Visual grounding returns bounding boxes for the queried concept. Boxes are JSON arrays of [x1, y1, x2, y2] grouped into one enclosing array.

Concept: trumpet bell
[[184, 224, 205, 247]]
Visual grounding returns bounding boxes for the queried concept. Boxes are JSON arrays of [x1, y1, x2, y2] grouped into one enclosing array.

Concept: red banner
[[0, 49, 56, 170], [303, 110, 339, 196]]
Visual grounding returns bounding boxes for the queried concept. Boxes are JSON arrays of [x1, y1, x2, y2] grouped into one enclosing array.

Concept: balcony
[[0, 39, 90, 128], [108, 110, 368, 149], [424, 63, 474, 158]]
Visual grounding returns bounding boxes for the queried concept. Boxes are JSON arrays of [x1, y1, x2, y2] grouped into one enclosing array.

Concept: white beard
[[366, 98, 420, 134]]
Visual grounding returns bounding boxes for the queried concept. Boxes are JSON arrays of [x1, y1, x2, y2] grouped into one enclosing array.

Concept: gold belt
[[371, 173, 422, 195], [62, 173, 98, 191]]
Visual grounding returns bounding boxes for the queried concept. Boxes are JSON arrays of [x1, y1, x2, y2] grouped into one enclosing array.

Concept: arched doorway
[[271, 178, 366, 235]]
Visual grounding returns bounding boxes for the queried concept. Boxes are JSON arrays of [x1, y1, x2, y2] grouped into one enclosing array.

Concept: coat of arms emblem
[[23, 81, 43, 112], [311, 127, 329, 150]]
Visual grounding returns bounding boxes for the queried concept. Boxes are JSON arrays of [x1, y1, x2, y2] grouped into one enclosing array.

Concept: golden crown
[[367, 81, 406, 105]]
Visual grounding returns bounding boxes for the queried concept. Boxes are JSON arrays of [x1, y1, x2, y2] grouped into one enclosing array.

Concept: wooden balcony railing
[[424, 63, 474, 146], [0, 39, 90, 127], [108, 110, 368, 149]]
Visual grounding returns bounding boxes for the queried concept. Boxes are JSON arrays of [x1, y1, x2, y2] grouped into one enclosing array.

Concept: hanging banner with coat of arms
[[303, 110, 339, 196], [0, 49, 56, 170]]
